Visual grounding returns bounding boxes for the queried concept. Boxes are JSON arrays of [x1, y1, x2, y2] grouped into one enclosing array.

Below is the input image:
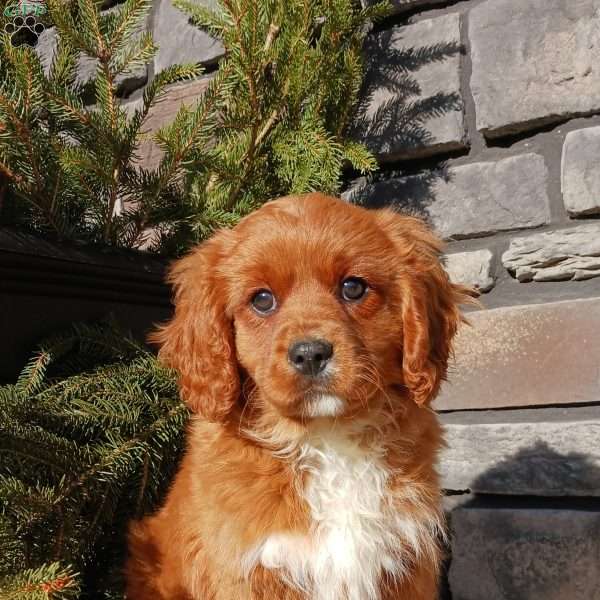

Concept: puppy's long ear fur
[[376, 209, 473, 405], [151, 231, 239, 421]]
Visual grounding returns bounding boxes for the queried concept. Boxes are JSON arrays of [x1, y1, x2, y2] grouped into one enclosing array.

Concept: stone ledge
[[439, 406, 600, 496], [502, 224, 600, 283], [436, 297, 600, 410], [152, 0, 225, 74], [449, 504, 600, 600]]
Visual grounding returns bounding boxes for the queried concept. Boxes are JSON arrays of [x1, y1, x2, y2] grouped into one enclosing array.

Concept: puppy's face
[[154, 194, 469, 425], [223, 198, 404, 420]]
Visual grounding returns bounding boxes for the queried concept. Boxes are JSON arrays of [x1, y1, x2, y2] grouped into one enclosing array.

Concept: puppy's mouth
[[265, 357, 381, 420], [301, 393, 345, 418], [284, 370, 380, 420]]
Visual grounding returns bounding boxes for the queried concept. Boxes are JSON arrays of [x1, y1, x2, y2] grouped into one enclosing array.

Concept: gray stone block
[[440, 406, 600, 496], [562, 126, 600, 216], [348, 153, 550, 240], [436, 297, 600, 410], [36, 28, 95, 86], [449, 505, 600, 600], [152, 0, 225, 74], [35, 27, 58, 73], [502, 224, 600, 282], [469, 0, 600, 137], [444, 249, 495, 293], [352, 13, 466, 161], [122, 76, 213, 170], [35, 8, 148, 95]]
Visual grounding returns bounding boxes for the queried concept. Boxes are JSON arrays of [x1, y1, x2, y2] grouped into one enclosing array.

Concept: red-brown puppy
[[126, 193, 471, 600]]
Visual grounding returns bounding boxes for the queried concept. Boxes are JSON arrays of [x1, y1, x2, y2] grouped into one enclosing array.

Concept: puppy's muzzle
[[287, 339, 333, 377]]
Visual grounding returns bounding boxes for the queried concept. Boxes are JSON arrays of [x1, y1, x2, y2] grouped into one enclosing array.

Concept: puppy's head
[[153, 194, 471, 423]]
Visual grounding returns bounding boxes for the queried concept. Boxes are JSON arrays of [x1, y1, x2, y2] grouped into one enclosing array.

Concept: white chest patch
[[242, 423, 441, 600]]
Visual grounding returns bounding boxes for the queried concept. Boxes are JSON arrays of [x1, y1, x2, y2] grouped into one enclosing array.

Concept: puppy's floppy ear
[[150, 230, 239, 421], [375, 209, 473, 405]]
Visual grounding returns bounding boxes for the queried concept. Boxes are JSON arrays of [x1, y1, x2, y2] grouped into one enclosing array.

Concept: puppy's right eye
[[251, 289, 277, 315], [341, 277, 368, 302]]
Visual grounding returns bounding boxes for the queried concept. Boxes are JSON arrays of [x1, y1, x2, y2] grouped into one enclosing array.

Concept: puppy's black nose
[[288, 339, 333, 377]]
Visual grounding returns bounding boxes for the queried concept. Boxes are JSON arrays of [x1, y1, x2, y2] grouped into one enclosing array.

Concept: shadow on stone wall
[[348, 168, 450, 212], [351, 33, 463, 157], [347, 32, 463, 219], [444, 441, 600, 600], [469, 440, 600, 497]]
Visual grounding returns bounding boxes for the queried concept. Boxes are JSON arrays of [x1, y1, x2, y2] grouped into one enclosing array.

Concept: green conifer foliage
[[0, 321, 187, 598], [0, 0, 203, 249], [1, 0, 388, 254], [166, 0, 388, 247]]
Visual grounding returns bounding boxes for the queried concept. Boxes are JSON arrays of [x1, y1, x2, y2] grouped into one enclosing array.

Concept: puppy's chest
[[248, 436, 412, 600]]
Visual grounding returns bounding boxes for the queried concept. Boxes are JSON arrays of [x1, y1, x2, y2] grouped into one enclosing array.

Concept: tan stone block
[[437, 297, 600, 410]]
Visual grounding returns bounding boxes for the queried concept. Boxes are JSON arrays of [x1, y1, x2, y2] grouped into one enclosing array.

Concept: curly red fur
[[149, 231, 240, 421], [126, 194, 472, 600], [374, 210, 468, 405]]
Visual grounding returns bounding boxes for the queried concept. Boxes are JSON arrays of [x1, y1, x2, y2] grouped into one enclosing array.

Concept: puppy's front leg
[[381, 558, 441, 600], [248, 564, 305, 600]]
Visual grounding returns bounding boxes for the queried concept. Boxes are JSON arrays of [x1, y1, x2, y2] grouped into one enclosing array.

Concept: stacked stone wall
[[355, 3, 600, 598]]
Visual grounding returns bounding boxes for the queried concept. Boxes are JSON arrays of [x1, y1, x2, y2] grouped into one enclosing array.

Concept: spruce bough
[[0, 321, 188, 599]]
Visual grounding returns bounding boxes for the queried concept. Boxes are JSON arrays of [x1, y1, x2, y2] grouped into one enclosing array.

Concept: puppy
[[126, 193, 471, 600]]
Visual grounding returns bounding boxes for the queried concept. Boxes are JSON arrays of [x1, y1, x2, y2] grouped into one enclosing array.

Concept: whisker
[[353, 357, 404, 431], [238, 381, 260, 436]]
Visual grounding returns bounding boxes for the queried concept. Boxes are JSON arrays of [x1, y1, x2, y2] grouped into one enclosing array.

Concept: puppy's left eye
[[251, 289, 277, 315], [341, 277, 368, 302]]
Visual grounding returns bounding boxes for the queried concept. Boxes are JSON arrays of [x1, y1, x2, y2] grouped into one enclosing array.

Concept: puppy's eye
[[341, 277, 368, 302], [251, 289, 277, 315]]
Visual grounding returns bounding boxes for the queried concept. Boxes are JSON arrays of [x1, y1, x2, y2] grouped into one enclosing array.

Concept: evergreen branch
[[0, 563, 80, 600], [135, 454, 150, 516], [137, 63, 203, 125], [48, 38, 79, 89], [0, 94, 44, 199], [0, 422, 91, 475], [46, 0, 96, 56], [360, 1, 393, 23], [57, 402, 187, 502], [44, 90, 92, 129], [94, 59, 120, 242], [0, 321, 186, 596], [110, 32, 156, 76], [221, 78, 288, 211], [173, 0, 230, 39], [109, 0, 153, 51], [342, 140, 377, 174], [58, 148, 110, 196], [77, 0, 105, 59], [155, 64, 229, 196], [15, 351, 51, 396]]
